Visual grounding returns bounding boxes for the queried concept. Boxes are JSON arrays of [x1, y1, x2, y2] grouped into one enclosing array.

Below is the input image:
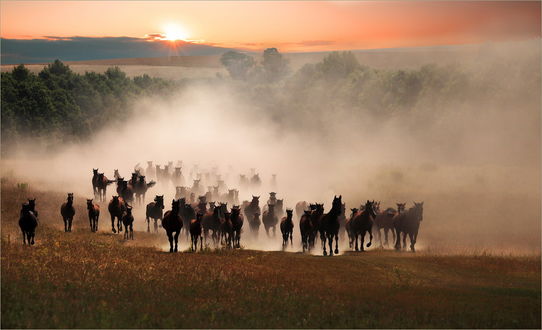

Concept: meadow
[[1, 179, 540, 328]]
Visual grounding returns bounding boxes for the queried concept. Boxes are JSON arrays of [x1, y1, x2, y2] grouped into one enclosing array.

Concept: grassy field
[[1, 180, 540, 328]]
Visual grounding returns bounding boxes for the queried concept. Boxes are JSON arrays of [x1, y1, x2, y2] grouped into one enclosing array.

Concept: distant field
[[1, 179, 540, 328]]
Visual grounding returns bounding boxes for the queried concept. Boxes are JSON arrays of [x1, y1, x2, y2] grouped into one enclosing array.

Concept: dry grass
[[1, 179, 540, 328]]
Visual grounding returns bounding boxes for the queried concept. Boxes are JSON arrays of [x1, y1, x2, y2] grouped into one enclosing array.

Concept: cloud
[[0, 36, 233, 64]]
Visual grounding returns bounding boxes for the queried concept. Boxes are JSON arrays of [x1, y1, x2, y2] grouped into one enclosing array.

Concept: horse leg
[[111, 215, 116, 233], [154, 219, 158, 232], [384, 228, 389, 246], [146, 217, 150, 232], [69, 217, 73, 232], [321, 232, 327, 256], [334, 233, 339, 255], [124, 225, 128, 240], [409, 232, 415, 252], [360, 232, 365, 251], [199, 236, 203, 251], [394, 228, 401, 250], [167, 232, 173, 253], [290, 232, 293, 246], [402, 232, 407, 249], [89, 217, 93, 232], [30, 232, 35, 245], [130, 224, 134, 240], [118, 217, 122, 232]]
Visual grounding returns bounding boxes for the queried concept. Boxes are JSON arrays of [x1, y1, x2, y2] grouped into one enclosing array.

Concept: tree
[[262, 48, 289, 82], [220, 51, 255, 80]]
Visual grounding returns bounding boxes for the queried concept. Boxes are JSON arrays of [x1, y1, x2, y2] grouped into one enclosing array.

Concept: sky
[[1, 1, 540, 63]]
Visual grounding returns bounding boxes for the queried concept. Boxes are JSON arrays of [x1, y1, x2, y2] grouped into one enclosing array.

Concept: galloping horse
[[280, 209, 294, 247], [19, 203, 38, 245], [350, 200, 377, 251], [145, 195, 164, 233], [319, 196, 342, 256], [162, 200, 183, 252], [86, 199, 100, 232], [60, 193, 76, 232], [394, 202, 424, 252], [108, 195, 126, 233]]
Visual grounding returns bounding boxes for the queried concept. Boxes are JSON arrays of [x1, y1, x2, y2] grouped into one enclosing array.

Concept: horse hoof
[[334, 249, 339, 254], [367, 242, 372, 247], [323, 251, 327, 256]]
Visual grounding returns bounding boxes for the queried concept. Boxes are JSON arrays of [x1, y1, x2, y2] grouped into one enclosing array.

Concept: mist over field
[[2, 39, 540, 253]]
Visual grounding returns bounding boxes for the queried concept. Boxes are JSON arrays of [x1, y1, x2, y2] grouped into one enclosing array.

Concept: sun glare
[[163, 23, 189, 41]]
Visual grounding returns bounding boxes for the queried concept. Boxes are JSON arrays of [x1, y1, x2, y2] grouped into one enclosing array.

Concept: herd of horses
[[17, 165, 424, 256]]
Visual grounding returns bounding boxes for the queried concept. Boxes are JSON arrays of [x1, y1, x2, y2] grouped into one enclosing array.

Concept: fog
[[2, 40, 540, 254]]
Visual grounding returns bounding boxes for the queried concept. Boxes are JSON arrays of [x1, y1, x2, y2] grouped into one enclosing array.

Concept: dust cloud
[[2, 39, 540, 254]]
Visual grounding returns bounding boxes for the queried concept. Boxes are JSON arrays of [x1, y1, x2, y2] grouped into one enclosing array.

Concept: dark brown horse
[[19, 203, 38, 245], [86, 199, 100, 232], [231, 206, 244, 248], [243, 196, 261, 227], [394, 202, 424, 252], [122, 205, 134, 240], [319, 196, 342, 256], [92, 168, 100, 199], [60, 193, 76, 232], [309, 203, 324, 247], [299, 210, 313, 252], [190, 213, 203, 251], [202, 205, 221, 245], [162, 199, 183, 252], [96, 173, 115, 202], [262, 203, 278, 237], [350, 200, 377, 251], [180, 198, 196, 237], [108, 195, 126, 233], [373, 202, 399, 247], [345, 208, 358, 248], [145, 195, 164, 233], [248, 212, 261, 238], [280, 209, 294, 247], [220, 211, 233, 248], [134, 176, 155, 205]]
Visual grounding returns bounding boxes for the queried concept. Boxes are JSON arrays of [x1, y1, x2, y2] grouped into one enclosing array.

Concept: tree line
[[1, 60, 175, 153]]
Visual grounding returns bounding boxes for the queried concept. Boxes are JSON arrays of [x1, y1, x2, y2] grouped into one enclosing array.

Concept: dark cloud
[[1, 37, 233, 64]]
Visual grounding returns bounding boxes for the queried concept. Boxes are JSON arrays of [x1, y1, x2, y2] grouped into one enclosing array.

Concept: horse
[[373, 202, 399, 247], [122, 205, 134, 240], [162, 199, 183, 252], [262, 203, 278, 237], [60, 193, 76, 232], [248, 212, 261, 238], [92, 169, 100, 199], [319, 196, 342, 256], [275, 199, 285, 220], [309, 203, 324, 247], [145, 195, 164, 233], [86, 199, 100, 232], [219, 211, 233, 248], [345, 208, 358, 248], [299, 210, 313, 252], [394, 202, 424, 252], [113, 169, 121, 180], [19, 203, 38, 245], [280, 209, 294, 247], [179, 198, 195, 237], [134, 176, 156, 205], [108, 195, 126, 233], [231, 205, 244, 248], [243, 196, 261, 230], [117, 180, 134, 205], [350, 200, 377, 252], [96, 173, 115, 202], [190, 213, 204, 251], [202, 205, 221, 245]]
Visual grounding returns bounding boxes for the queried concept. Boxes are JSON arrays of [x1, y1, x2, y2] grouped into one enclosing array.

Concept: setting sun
[[163, 23, 189, 41]]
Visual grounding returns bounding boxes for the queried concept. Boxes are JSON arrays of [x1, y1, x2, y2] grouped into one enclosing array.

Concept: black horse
[[145, 195, 164, 233], [19, 203, 38, 245], [319, 196, 342, 256], [60, 193, 75, 232], [394, 202, 424, 252]]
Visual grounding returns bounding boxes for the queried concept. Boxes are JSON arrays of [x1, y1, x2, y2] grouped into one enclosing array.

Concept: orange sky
[[1, 1, 540, 52]]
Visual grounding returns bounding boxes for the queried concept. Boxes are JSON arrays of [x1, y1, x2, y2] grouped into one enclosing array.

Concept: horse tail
[[367, 229, 373, 248]]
